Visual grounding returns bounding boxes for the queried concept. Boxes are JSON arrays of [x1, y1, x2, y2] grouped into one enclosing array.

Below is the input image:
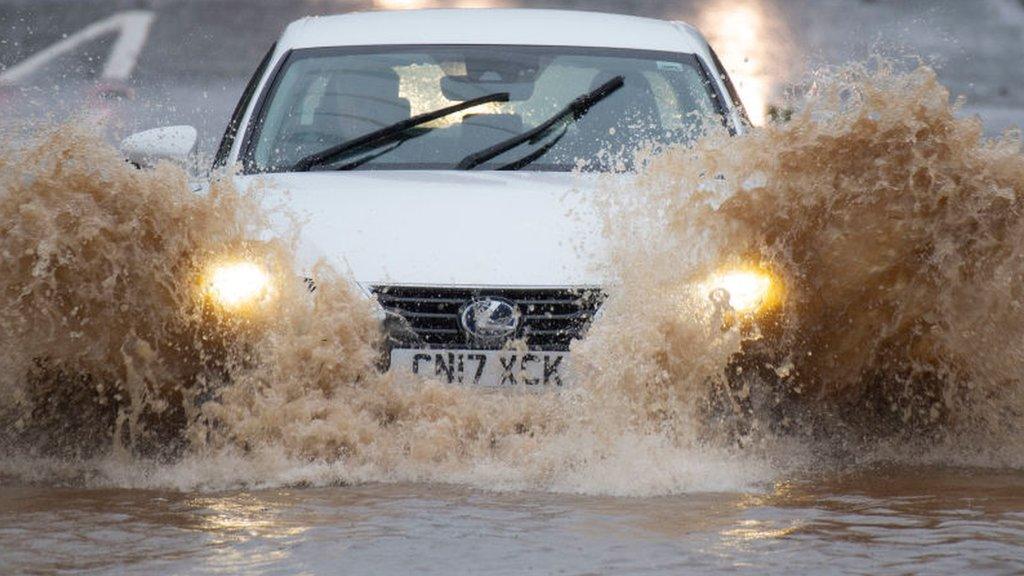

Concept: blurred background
[[1, 0, 1022, 158]]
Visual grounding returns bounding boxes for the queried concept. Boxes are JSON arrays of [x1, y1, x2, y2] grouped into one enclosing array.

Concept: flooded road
[[3, 469, 1023, 575]]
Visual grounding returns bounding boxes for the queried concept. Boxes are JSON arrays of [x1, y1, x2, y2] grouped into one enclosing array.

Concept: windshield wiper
[[292, 91, 510, 172], [456, 75, 624, 171]]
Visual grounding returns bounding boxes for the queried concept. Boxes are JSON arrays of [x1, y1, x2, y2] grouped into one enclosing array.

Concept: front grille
[[373, 285, 604, 351]]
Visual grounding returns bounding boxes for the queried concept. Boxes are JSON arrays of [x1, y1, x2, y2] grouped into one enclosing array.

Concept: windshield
[[245, 45, 726, 173]]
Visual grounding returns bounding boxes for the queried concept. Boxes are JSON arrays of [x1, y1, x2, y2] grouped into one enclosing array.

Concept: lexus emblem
[[460, 297, 520, 340]]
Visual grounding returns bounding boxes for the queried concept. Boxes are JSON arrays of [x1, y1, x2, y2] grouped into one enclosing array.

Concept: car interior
[[257, 49, 717, 171]]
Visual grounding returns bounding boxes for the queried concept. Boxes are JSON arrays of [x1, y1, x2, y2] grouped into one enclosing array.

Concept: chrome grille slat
[[522, 311, 592, 321], [373, 285, 603, 351], [377, 295, 467, 305], [388, 309, 458, 319]]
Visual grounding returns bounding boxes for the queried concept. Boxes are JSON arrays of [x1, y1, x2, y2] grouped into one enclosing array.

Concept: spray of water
[[0, 124, 275, 458], [1, 61, 1022, 492], [584, 60, 1024, 461]]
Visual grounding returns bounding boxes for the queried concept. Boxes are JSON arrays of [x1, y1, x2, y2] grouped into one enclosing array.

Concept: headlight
[[703, 268, 778, 314], [203, 260, 275, 312]]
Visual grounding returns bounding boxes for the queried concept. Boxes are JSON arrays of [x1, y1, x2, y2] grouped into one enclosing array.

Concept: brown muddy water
[[2, 468, 1023, 575], [3, 61, 1024, 573]]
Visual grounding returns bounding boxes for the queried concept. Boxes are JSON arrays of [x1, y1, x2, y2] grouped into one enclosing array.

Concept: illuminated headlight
[[203, 260, 275, 312], [702, 268, 778, 314]]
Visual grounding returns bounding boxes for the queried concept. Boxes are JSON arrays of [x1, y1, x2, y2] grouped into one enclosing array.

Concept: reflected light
[[723, 518, 800, 541], [697, 0, 772, 125], [374, 0, 430, 8], [191, 496, 308, 541], [373, 0, 502, 8]]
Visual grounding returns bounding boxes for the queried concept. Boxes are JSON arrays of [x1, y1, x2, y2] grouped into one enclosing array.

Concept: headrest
[[328, 67, 402, 98]]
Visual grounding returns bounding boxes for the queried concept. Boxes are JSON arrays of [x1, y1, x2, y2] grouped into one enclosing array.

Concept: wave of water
[[1, 61, 1022, 494], [584, 59, 1024, 464]]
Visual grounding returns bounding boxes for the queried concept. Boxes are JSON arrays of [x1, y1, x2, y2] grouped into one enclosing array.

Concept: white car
[[123, 8, 756, 388]]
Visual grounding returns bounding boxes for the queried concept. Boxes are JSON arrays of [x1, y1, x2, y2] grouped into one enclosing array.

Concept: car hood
[[234, 171, 611, 287]]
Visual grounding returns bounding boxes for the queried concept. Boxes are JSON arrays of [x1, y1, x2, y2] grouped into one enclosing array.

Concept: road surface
[[1, 0, 1023, 156]]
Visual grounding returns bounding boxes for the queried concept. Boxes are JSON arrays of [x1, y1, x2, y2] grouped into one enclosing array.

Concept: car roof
[[277, 9, 710, 54]]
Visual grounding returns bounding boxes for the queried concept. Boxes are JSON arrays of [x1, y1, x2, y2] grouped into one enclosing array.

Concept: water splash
[[2, 60, 1023, 493], [585, 60, 1024, 460]]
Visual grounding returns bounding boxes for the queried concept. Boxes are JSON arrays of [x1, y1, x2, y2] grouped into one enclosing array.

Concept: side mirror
[[120, 125, 197, 168]]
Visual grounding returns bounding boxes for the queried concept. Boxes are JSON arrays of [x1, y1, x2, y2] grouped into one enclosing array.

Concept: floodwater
[[3, 469, 1023, 575]]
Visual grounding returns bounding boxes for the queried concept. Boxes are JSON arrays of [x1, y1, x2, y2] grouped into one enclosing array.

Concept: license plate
[[390, 349, 569, 387]]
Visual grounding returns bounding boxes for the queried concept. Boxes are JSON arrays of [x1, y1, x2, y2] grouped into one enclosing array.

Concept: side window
[[212, 43, 277, 169]]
